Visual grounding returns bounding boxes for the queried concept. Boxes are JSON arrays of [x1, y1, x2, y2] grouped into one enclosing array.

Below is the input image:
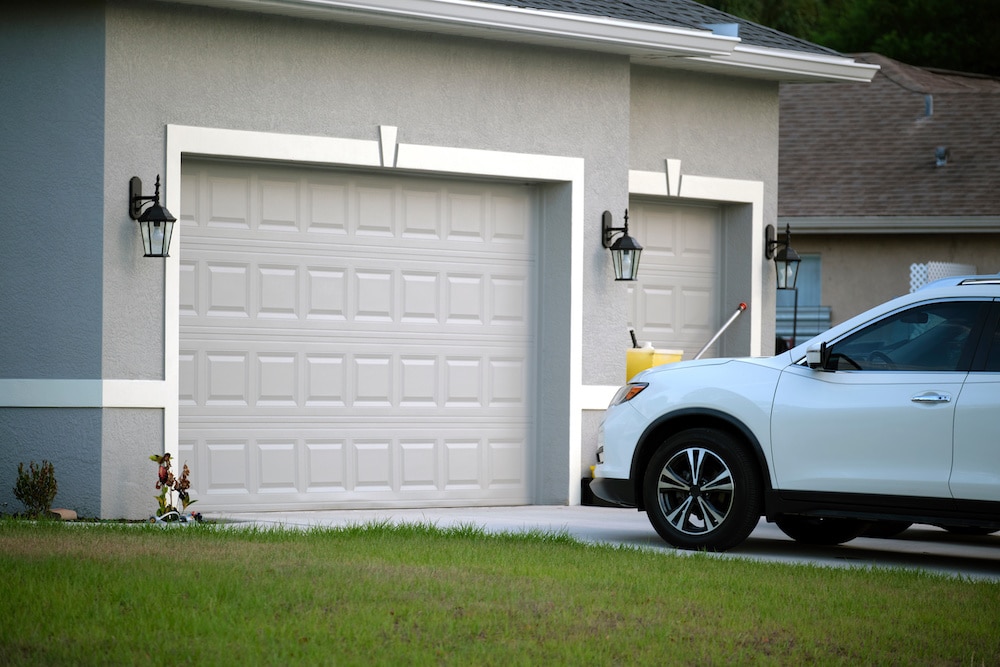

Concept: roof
[[475, 0, 839, 56], [779, 53, 1000, 229], [160, 0, 878, 83]]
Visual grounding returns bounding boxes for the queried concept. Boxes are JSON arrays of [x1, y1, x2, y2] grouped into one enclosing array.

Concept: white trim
[[0, 379, 103, 408], [685, 44, 879, 83], [0, 379, 169, 409], [165, 124, 586, 504], [628, 166, 766, 357], [156, 0, 877, 83], [580, 384, 617, 411], [781, 215, 1000, 235]]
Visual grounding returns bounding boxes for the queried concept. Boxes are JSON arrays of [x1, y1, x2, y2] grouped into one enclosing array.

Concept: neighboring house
[[0, 0, 874, 519], [778, 52, 1000, 344]]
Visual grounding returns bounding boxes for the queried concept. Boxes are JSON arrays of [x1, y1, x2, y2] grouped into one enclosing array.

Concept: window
[[984, 316, 1000, 372], [826, 301, 986, 372]]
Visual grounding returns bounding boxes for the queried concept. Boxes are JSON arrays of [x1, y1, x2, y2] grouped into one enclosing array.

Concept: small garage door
[[627, 201, 721, 358], [178, 160, 536, 510]]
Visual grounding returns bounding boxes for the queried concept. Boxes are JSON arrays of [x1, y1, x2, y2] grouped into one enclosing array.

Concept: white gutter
[[158, 0, 880, 82], [683, 44, 880, 83]]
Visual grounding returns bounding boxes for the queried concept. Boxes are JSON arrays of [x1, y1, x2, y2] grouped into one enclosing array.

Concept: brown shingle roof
[[779, 53, 1000, 219]]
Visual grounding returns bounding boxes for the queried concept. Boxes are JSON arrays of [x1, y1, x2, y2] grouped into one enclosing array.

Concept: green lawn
[[1, 519, 997, 665]]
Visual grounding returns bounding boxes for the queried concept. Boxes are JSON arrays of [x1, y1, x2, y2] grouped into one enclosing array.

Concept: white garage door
[[178, 160, 536, 510], [627, 201, 721, 358]]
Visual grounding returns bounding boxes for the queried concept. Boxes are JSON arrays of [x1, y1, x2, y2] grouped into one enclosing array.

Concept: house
[[778, 53, 1000, 343], [0, 0, 875, 519]]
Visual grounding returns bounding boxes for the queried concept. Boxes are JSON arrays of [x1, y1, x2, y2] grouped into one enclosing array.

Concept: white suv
[[591, 276, 1000, 551]]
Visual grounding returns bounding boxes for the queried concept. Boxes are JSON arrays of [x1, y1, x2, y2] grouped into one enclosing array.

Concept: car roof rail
[[958, 277, 1000, 286]]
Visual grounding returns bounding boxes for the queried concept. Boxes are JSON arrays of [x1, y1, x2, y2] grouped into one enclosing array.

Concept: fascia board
[[781, 215, 1000, 234], [157, 0, 738, 58], [682, 45, 880, 83]]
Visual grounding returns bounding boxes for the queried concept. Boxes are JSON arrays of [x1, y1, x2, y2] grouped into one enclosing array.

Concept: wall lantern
[[602, 209, 643, 281], [765, 223, 801, 290], [129, 175, 177, 258]]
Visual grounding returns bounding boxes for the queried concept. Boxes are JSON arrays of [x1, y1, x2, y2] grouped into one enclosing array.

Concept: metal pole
[[694, 302, 747, 360], [791, 288, 798, 347]]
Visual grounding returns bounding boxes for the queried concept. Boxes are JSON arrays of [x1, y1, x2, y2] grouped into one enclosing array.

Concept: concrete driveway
[[204, 505, 1000, 581]]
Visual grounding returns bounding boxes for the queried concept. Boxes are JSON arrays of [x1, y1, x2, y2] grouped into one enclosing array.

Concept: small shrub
[[13, 460, 58, 518]]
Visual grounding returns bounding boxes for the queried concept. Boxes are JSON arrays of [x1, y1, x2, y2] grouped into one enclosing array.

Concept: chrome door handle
[[911, 392, 951, 404]]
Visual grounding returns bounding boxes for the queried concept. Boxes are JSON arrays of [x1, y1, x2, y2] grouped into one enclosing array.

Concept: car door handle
[[911, 392, 951, 404]]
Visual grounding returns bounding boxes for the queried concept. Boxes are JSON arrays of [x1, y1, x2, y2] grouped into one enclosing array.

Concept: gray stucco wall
[[0, 409, 103, 517], [629, 66, 780, 357], [103, 1, 630, 510], [104, 1, 629, 380], [1, 1, 786, 513], [1, 1, 105, 379], [101, 408, 163, 519], [0, 1, 106, 517]]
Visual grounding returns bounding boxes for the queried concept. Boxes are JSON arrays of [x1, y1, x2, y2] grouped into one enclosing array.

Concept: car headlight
[[609, 382, 648, 407]]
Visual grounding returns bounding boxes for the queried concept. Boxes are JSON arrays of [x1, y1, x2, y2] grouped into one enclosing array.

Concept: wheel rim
[[655, 447, 735, 535]]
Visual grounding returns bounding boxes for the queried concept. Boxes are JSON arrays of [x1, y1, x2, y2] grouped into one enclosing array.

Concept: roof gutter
[[686, 44, 880, 83], [156, 0, 877, 82]]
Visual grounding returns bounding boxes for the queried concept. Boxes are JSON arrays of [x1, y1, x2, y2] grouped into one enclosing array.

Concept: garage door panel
[[627, 201, 720, 358], [307, 182, 349, 233], [181, 161, 535, 510], [182, 428, 528, 505], [206, 176, 252, 229]]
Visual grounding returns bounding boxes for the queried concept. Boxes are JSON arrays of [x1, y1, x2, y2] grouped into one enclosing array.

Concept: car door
[[951, 301, 1000, 501], [770, 300, 989, 498]]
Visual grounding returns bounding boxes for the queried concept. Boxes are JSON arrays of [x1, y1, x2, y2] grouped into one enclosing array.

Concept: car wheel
[[775, 516, 869, 545], [642, 428, 762, 552], [862, 521, 912, 539]]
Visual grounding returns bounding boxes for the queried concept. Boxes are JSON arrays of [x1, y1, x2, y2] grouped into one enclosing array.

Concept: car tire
[[774, 516, 869, 545], [642, 428, 762, 552]]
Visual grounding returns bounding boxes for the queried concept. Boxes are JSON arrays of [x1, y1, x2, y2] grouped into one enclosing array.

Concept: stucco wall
[[795, 233, 1000, 326], [102, 1, 632, 510], [627, 66, 780, 359], [0, 1, 106, 517], [0, 409, 103, 517], [103, 1, 629, 377], [1, 1, 787, 514], [1, 2, 105, 379]]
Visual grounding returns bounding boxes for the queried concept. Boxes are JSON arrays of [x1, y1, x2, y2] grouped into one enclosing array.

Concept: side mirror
[[807, 342, 830, 370]]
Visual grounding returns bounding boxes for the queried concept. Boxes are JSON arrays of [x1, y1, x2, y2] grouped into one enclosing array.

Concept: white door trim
[[164, 124, 586, 503]]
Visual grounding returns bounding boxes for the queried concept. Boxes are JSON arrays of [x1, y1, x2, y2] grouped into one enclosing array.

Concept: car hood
[[631, 352, 791, 382]]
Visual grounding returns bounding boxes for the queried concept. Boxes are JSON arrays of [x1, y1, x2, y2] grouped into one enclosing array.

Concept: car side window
[[984, 316, 1000, 372], [826, 301, 985, 372]]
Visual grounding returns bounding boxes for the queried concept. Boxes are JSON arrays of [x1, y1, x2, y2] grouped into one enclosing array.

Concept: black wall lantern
[[602, 209, 643, 281], [129, 175, 177, 258], [765, 223, 801, 290]]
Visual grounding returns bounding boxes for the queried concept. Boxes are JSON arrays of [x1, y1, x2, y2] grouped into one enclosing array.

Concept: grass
[[0, 519, 997, 665]]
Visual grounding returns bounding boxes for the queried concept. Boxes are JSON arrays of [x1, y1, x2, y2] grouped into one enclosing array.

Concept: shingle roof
[[779, 53, 1000, 219], [474, 0, 840, 56]]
